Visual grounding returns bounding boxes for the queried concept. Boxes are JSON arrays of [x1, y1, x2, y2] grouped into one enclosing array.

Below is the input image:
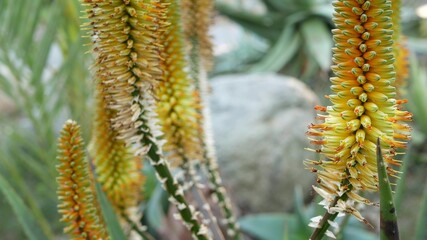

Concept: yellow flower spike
[[89, 89, 144, 214], [156, 0, 203, 166], [307, 0, 412, 225], [391, 0, 410, 91], [57, 120, 109, 240], [181, 0, 214, 72]]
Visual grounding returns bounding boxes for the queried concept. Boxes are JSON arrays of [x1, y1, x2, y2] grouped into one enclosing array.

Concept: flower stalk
[[180, 0, 240, 238]]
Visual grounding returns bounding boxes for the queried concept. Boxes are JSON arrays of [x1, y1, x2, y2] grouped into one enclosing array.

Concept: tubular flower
[[89, 88, 144, 213], [306, 0, 412, 223], [391, 0, 409, 90], [181, 0, 214, 72], [82, 0, 168, 153], [156, 0, 203, 166], [56, 120, 109, 240]]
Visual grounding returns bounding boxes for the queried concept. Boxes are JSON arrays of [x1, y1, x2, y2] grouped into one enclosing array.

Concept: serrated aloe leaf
[[95, 183, 127, 240], [377, 138, 400, 240]]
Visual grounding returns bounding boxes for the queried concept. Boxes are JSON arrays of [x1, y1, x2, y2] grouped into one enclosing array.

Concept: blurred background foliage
[[0, 0, 427, 239]]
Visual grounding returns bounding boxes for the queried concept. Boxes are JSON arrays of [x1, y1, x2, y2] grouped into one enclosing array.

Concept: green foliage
[[414, 184, 427, 240], [238, 203, 377, 240], [215, 0, 333, 80], [95, 183, 127, 240], [0, 174, 50, 240], [0, 0, 91, 238]]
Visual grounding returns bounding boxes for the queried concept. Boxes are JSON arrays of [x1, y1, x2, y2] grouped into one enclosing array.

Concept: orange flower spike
[[90, 90, 144, 213], [57, 120, 109, 240], [307, 0, 412, 224]]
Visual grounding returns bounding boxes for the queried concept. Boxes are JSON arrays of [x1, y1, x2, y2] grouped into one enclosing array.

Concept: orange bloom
[[306, 0, 412, 222], [57, 120, 109, 239]]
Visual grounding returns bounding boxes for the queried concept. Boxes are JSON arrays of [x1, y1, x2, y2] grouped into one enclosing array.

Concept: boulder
[[209, 73, 318, 212]]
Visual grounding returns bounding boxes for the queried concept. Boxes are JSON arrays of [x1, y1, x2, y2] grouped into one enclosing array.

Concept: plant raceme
[[306, 0, 412, 235], [57, 120, 110, 240], [55, 0, 238, 239]]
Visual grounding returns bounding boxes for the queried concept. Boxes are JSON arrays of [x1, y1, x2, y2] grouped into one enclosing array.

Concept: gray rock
[[209, 73, 318, 212]]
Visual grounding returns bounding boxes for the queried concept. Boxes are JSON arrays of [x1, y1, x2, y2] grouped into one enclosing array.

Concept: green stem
[[310, 194, 348, 240], [204, 154, 240, 240], [184, 1, 240, 237], [182, 161, 225, 240], [145, 138, 209, 240], [189, 25, 241, 240], [120, 212, 155, 240]]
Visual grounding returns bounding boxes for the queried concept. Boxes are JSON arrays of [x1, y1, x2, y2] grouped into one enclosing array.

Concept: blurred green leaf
[[250, 25, 300, 72], [239, 214, 287, 240], [343, 226, 377, 240], [414, 184, 427, 240], [300, 18, 332, 71], [238, 213, 309, 240], [216, 2, 282, 41], [0, 174, 49, 240], [293, 187, 311, 236], [145, 183, 168, 231], [95, 182, 127, 240], [408, 57, 427, 135]]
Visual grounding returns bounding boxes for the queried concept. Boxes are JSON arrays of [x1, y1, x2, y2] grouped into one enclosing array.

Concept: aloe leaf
[[300, 18, 332, 71], [238, 214, 290, 240], [95, 182, 127, 240], [293, 187, 311, 236], [376, 138, 400, 240], [250, 25, 300, 72], [0, 174, 48, 240], [215, 2, 282, 41], [146, 184, 168, 231], [414, 183, 427, 240]]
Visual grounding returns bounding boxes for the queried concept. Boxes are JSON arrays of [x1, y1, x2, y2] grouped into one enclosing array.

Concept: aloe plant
[[0, 0, 426, 240]]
